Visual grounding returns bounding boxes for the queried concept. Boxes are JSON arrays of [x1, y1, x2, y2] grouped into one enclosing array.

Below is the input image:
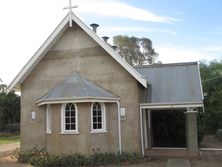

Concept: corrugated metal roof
[[135, 62, 203, 105], [36, 72, 118, 104]]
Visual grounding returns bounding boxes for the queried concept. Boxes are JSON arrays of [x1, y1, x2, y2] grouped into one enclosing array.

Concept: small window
[[61, 103, 79, 134], [91, 102, 106, 133]]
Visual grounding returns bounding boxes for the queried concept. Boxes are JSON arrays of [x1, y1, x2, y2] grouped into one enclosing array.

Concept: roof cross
[[63, 0, 78, 27]]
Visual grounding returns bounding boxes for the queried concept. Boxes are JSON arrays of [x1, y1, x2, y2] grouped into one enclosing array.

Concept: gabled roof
[[36, 72, 118, 106], [135, 62, 204, 106], [6, 12, 147, 93]]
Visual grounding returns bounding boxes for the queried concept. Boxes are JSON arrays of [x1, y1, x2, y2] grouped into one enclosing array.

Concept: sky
[[0, 0, 222, 85]]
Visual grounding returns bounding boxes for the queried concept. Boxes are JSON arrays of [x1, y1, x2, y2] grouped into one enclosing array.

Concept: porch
[[139, 103, 202, 158]]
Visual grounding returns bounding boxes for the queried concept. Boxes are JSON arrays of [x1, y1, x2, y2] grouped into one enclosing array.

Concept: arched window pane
[[92, 103, 103, 130], [65, 103, 76, 130]]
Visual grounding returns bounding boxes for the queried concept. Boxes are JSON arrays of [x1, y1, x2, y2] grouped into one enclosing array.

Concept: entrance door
[[151, 109, 186, 148]]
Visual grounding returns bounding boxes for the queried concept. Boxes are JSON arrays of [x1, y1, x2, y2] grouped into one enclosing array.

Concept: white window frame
[[90, 102, 107, 133], [61, 103, 79, 134], [46, 104, 52, 134]]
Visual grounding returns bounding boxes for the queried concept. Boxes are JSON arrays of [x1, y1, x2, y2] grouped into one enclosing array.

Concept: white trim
[[152, 147, 187, 150], [6, 14, 69, 94], [90, 131, 108, 134], [60, 132, 80, 135], [117, 100, 122, 154], [37, 97, 119, 106], [46, 104, 52, 134], [61, 103, 79, 134], [197, 62, 204, 100], [90, 102, 107, 133], [143, 110, 148, 149], [7, 12, 147, 93], [140, 102, 203, 109], [70, 13, 147, 88], [140, 107, 145, 156], [200, 148, 222, 151]]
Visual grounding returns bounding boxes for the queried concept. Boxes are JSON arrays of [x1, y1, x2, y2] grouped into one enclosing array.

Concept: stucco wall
[[20, 23, 141, 154]]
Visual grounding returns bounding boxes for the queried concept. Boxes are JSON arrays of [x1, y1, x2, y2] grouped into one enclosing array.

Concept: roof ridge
[[75, 72, 91, 97], [134, 62, 198, 69]]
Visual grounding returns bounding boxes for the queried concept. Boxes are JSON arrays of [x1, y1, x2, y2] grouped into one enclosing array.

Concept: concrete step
[[146, 148, 189, 158], [167, 159, 190, 167]]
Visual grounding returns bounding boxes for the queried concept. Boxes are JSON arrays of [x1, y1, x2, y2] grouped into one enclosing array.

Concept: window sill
[[46, 130, 52, 134], [90, 130, 107, 134], [60, 131, 80, 135]]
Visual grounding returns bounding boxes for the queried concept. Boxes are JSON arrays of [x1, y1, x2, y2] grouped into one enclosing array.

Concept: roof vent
[[90, 23, 99, 33], [102, 36, 109, 43], [111, 45, 118, 51]]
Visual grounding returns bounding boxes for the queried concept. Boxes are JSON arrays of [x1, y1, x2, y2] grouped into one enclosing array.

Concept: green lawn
[[0, 134, 20, 145]]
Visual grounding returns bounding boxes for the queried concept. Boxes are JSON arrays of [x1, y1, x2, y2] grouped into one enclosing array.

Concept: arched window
[[61, 103, 78, 134], [91, 102, 106, 133]]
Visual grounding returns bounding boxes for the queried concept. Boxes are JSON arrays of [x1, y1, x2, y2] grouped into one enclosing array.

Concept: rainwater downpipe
[[117, 100, 122, 154]]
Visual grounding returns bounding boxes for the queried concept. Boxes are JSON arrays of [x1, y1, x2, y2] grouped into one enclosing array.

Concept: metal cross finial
[[64, 0, 78, 27]]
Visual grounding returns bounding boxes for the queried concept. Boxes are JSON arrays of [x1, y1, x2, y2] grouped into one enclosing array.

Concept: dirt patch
[[0, 142, 20, 157], [0, 156, 32, 167], [201, 135, 222, 148]]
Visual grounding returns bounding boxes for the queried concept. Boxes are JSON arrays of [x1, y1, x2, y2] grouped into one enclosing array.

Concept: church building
[[7, 9, 203, 157]]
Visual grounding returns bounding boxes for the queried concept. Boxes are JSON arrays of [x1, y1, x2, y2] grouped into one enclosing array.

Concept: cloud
[[75, 0, 178, 23], [100, 26, 177, 35], [156, 46, 220, 63], [202, 46, 222, 52]]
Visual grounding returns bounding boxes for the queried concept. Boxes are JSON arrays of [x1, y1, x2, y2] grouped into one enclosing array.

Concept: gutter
[[117, 100, 122, 154], [139, 106, 145, 156]]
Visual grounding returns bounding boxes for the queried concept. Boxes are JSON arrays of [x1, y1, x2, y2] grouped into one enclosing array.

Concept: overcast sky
[[0, 0, 222, 85]]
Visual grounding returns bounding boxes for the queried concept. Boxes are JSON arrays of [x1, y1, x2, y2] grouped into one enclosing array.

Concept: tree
[[0, 78, 7, 92], [113, 35, 158, 66], [199, 60, 222, 134], [0, 79, 20, 132]]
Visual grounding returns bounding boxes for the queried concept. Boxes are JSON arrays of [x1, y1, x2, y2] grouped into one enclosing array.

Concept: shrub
[[11, 148, 144, 167], [11, 147, 48, 164]]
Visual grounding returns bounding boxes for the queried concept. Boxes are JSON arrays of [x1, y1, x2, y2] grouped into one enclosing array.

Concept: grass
[[0, 133, 20, 145]]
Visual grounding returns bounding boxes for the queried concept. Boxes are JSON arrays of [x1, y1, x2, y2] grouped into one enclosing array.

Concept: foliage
[[113, 35, 158, 66], [152, 110, 186, 147], [199, 60, 222, 134], [11, 148, 143, 167], [0, 78, 7, 92], [0, 79, 20, 132], [197, 112, 205, 145]]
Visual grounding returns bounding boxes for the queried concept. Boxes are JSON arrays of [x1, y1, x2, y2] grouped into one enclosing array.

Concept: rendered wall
[[20, 23, 141, 154]]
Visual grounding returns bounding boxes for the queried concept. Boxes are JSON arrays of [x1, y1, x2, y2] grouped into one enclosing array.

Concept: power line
[[202, 76, 222, 82]]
